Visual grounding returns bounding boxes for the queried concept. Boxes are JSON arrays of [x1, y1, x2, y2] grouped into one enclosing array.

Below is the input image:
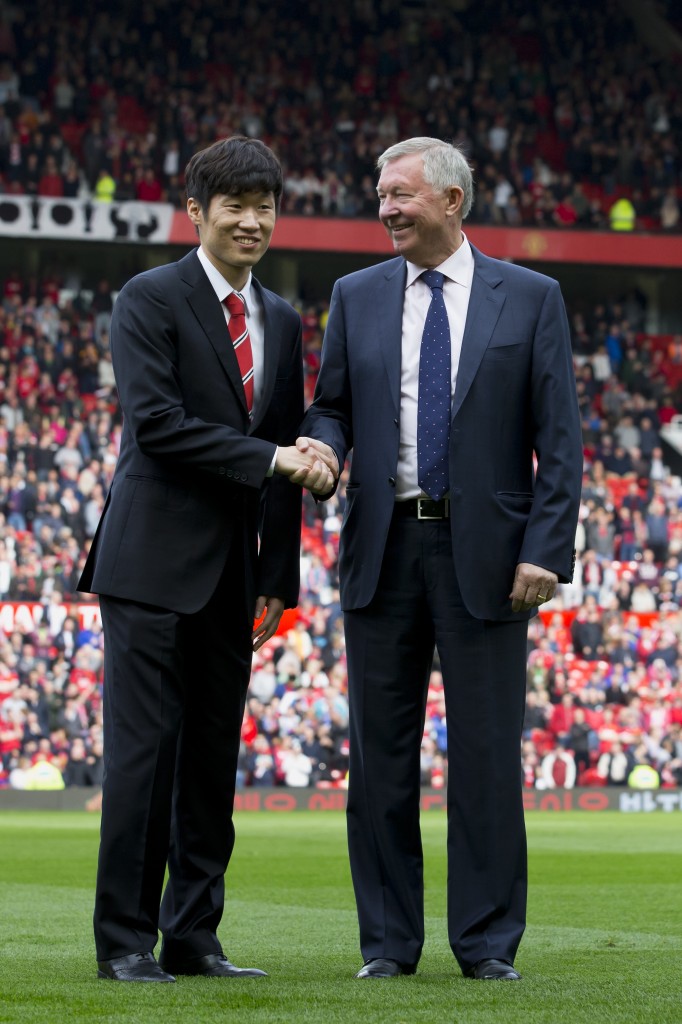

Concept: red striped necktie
[[224, 290, 254, 414]]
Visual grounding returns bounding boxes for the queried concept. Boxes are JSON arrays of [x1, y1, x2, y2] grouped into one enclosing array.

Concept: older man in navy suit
[[80, 137, 335, 983], [299, 138, 582, 981]]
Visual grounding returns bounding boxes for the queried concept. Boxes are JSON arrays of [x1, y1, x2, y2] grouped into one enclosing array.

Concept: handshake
[[275, 437, 339, 496]]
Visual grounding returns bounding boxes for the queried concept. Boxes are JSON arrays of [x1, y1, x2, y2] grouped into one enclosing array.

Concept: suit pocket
[[496, 491, 534, 513], [485, 341, 526, 360], [125, 474, 190, 512]]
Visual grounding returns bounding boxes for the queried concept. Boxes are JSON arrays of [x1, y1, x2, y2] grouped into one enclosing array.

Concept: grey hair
[[377, 137, 474, 219]]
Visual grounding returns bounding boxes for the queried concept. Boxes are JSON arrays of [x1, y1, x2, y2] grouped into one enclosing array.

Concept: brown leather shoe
[[97, 952, 176, 982], [159, 952, 267, 977]]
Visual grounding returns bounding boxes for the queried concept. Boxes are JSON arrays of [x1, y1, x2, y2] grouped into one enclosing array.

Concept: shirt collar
[[197, 246, 254, 312], [405, 232, 474, 290]]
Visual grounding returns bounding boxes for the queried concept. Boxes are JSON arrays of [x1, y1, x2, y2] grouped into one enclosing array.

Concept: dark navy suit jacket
[[302, 245, 583, 620], [79, 248, 303, 614]]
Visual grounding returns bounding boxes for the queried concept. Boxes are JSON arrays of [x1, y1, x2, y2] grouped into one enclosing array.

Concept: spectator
[[539, 745, 577, 789], [94, 168, 116, 203], [608, 196, 636, 232], [567, 708, 594, 777], [597, 739, 634, 784], [62, 736, 91, 786], [279, 737, 313, 787], [645, 497, 670, 563], [135, 166, 163, 202], [37, 156, 64, 197], [659, 188, 680, 231], [571, 604, 605, 661]]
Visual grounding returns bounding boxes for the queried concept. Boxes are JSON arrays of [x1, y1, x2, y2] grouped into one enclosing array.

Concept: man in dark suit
[[299, 137, 583, 981], [79, 136, 335, 983]]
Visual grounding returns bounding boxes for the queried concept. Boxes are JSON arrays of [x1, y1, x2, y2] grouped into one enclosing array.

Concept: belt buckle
[[416, 497, 448, 520]]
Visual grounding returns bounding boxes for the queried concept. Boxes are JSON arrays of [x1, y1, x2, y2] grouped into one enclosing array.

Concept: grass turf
[[0, 810, 680, 1024]]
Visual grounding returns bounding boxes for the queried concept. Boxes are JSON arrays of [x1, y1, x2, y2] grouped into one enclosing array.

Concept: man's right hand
[[274, 442, 338, 494], [294, 437, 339, 495]]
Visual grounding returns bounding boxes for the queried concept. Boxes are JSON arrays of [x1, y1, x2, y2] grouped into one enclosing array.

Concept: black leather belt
[[394, 497, 450, 520]]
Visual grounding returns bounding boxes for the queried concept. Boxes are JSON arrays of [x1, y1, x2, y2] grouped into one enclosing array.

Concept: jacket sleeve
[[517, 280, 583, 582], [300, 279, 353, 481], [256, 317, 304, 608]]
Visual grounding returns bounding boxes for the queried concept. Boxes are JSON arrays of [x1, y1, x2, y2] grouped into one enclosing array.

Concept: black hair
[[185, 135, 283, 213]]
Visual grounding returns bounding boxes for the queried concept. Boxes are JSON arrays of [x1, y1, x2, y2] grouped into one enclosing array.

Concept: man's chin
[[234, 252, 263, 268], [392, 237, 414, 259]]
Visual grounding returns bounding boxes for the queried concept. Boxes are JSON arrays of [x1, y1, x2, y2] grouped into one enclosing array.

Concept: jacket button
[[393, 418, 399, 427], [218, 467, 225, 475], [240, 473, 248, 481], [226, 469, 233, 478], [388, 477, 396, 486]]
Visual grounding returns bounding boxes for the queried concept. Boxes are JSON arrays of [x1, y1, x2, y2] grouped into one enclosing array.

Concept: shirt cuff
[[266, 447, 278, 478]]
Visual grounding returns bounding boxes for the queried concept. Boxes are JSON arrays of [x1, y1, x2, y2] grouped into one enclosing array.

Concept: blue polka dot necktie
[[417, 270, 451, 501]]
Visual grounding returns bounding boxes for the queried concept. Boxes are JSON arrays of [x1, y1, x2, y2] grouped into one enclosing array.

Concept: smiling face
[[187, 191, 277, 289], [376, 152, 463, 268]]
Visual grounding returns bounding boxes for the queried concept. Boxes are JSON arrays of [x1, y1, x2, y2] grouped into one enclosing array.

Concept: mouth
[[386, 223, 412, 237], [234, 236, 260, 247]]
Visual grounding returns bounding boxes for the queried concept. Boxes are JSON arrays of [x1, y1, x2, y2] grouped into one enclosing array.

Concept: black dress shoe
[[467, 958, 521, 981], [158, 952, 267, 977], [97, 952, 176, 982], [355, 958, 417, 979]]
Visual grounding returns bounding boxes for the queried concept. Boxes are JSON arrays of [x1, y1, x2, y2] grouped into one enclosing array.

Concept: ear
[[445, 185, 464, 218], [186, 196, 203, 226]]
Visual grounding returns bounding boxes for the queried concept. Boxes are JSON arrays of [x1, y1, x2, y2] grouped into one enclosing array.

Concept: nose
[[238, 207, 259, 229], [379, 196, 398, 222]]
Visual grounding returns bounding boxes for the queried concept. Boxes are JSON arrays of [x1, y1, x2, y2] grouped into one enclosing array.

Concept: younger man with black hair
[[80, 136, 335, 982]]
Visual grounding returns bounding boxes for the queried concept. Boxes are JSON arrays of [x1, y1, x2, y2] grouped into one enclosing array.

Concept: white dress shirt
[[197, 246, 266, 414], [197, 246, 277, 474], [396, 234, 475, 499]]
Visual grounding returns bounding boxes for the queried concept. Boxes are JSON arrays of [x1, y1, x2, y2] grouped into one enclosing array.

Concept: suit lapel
[[376, 259, 407, 419], [363, 253, 505, 423], [179, 250, 250, 420], [452, 247, 506, 420], [250, 279, 280, 434]]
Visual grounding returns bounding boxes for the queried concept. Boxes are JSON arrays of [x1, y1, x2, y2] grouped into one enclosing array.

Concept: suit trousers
[[93, 543, 253, 961], [343, 512, 528, 972]]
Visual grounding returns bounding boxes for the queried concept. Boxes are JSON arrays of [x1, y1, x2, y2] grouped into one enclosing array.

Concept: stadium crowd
[[0, 0, 680, 230], [1, 269, 682, 793]]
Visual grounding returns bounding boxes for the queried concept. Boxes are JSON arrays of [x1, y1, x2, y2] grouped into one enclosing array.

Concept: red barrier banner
[[167, 214, 682, 267], [0, 601, 300, 636], [0, 601, 102, 633], [231, 787, 682, 813], [1, 786, 680, 812]]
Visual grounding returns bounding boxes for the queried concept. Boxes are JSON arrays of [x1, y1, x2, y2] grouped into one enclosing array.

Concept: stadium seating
[[1, 270, 682, 791], [0, 1, 680, 230]]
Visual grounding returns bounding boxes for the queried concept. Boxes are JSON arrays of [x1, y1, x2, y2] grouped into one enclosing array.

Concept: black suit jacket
[[79, 249, 302, 614], [302, 246, 583, 620]]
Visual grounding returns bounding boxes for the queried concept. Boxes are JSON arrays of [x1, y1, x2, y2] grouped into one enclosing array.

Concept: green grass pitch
[[0, 810, 680, 1024]]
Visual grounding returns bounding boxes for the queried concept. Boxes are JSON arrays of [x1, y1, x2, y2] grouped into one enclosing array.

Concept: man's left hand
[[252, 595, 285, 650], [510, 563, 558, 612]]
